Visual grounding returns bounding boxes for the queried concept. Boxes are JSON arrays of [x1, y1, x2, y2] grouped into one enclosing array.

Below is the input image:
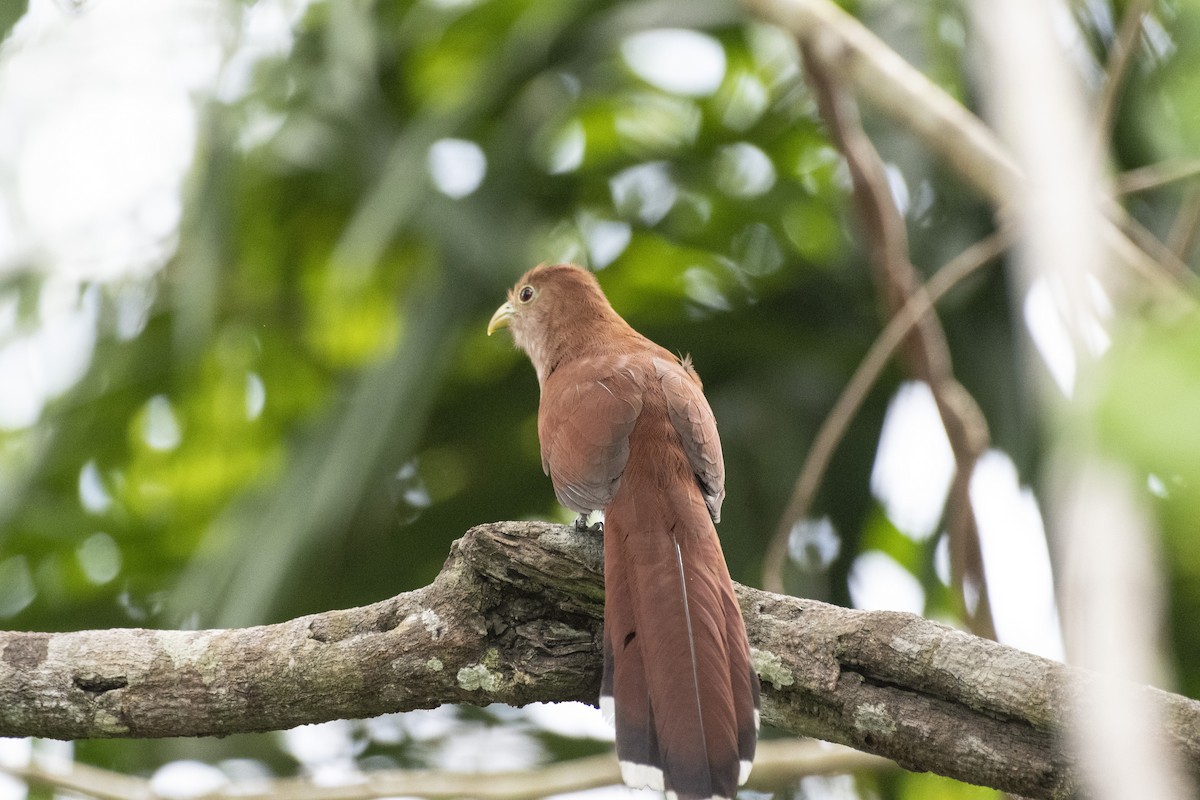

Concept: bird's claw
[[573, 514, 604, 534]]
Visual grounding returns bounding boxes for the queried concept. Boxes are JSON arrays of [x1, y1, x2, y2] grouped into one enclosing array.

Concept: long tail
[[600, 420, 759, 800]]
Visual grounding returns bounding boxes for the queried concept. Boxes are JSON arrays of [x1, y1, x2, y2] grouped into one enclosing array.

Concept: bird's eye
[[518, 285, 535, 303]]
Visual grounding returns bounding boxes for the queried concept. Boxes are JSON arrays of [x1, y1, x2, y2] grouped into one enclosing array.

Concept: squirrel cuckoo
[[488, 263, 759, 799]]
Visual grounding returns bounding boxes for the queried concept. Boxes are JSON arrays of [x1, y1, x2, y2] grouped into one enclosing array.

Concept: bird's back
[[541, 351, 758, 800]]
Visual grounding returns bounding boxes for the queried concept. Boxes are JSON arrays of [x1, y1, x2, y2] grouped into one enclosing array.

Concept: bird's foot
[[573, 513, 604, 534]]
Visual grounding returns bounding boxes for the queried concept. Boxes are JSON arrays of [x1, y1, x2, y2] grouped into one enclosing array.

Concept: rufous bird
[[488, 263, 759, 800]]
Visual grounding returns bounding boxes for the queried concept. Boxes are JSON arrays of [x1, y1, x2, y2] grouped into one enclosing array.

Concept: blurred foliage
[[1, 0, 1199, 797], [0, 1, 27, 46], [868, 770, 1001, 800]]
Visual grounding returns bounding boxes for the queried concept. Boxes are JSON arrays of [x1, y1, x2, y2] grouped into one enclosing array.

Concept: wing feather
[[539, 356, 644, 513], [654, 356, 725, 522]]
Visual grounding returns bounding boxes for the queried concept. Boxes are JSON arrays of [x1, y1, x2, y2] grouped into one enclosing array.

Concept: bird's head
[[487, 263, 625, 380]]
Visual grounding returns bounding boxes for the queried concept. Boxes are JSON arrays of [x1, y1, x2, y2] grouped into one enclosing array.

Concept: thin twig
[[1, 758, 152, 800], [1095, 0, 1154, 147], [1115, 208, 1194, 283], [1091, 0, 1195, 286], [1116, 158, 1200, 273], [1166, 188, 1200, 266], [1116, 159, 1200, 195], [763, 230, 1011, 594], [1, 740, 892, 800]]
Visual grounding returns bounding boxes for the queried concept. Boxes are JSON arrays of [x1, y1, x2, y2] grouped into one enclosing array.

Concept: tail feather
[[603, 542, 664, 791], [723, 581, 760, 779], [601, 428, 757, 800]]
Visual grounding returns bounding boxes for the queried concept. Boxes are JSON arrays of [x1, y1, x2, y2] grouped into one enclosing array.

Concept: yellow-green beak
[[487, 301, 515, 336]]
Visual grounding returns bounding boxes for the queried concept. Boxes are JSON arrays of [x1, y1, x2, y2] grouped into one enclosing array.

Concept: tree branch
[[3, 522, 1200, 799], [0, 523, 604, 740]]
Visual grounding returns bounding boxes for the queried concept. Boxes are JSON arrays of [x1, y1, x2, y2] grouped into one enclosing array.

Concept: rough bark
[[2, 522, 1199, 798]]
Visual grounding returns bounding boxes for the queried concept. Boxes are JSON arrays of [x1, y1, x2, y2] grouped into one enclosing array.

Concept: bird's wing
[[654, 356, 726, 522], [539, 355, 644, 513]]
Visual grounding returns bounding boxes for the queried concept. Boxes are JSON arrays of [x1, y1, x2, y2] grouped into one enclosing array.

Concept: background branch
[[4, 522, 1200, 799], [1095, 0, 1154, 148], [741, 0, 1192, 302], [763, 230, 1011, 595], [799, 41, 996, 638], [976, 0, 1196, 796], [1167, 189, 1200, 265], [1116, 160, 1200, 196], [3, 740, 893, 800]]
